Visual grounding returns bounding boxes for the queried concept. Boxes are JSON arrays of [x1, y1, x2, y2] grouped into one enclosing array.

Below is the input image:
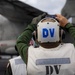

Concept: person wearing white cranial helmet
[[6, 13, 75, 75]]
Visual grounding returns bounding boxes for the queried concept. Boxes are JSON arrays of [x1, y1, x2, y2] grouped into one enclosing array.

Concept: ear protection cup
[[59, 27, 65, 40], [32, 33, 36, 41], [32, 31, 37, 41], [32, 31, 39, 48], [61, 30, 65, 39]]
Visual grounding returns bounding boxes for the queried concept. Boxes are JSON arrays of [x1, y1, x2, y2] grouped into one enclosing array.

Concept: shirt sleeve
[[16, 23, 36, 64], [64, 23, 75, 46]]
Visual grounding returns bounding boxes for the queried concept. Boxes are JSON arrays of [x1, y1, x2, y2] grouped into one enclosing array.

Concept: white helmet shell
[[37, 18, 60, 43]]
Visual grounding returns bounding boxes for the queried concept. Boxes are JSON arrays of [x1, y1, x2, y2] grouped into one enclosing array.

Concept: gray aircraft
[[0, 0, 43, 55]]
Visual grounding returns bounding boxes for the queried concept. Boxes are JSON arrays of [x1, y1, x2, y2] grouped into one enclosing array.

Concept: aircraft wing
[[0, 0, 44, 24], [0, 0, 44, 55]]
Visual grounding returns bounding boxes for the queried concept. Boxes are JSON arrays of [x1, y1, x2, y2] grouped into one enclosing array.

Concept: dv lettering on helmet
[[42, 28, 55, 38]]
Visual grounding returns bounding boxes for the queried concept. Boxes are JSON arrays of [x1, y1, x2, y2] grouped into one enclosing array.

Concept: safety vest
[[27, 43, 75, 75], [9, 56, 27, 75]]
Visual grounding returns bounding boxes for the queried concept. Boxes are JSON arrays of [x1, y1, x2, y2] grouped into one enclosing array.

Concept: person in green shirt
[[6, 13, 75, 75], [16, 13, 75, 63]]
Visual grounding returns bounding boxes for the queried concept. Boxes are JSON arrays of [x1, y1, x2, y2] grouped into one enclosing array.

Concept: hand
[[31, 12, 47, 25], [56, 14, 68, 27]]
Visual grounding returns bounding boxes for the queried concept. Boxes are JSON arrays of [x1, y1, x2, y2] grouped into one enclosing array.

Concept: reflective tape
[[36, 58, 70, 65]]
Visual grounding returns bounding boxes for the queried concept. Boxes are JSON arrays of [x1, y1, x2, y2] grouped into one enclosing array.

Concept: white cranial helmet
[[37, 17, 60, 43]]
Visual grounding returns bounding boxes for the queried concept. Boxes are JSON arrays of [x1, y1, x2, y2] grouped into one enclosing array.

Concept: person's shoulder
[[28, 45, 40, 51], [62, 43, 74, 49], [9, 56, 21, 61], [9, 56, 25, 66]]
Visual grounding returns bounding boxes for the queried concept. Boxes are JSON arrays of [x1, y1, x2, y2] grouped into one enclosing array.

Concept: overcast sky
[[19, 0, 67, 14]]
